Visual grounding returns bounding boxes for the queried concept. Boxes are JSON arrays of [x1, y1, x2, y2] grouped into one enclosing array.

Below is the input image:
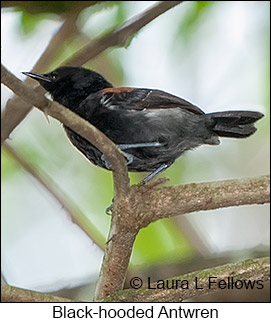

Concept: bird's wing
[[99, 87, 204, 115]]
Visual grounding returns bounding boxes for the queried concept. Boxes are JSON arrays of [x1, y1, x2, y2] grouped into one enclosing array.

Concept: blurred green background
[[1, 1, 270, 301]]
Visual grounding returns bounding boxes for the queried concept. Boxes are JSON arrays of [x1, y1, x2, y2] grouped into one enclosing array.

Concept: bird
[[23, 66, 264, 183]]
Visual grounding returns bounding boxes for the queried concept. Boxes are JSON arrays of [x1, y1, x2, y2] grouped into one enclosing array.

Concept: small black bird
[[23, 67, 264, 182]]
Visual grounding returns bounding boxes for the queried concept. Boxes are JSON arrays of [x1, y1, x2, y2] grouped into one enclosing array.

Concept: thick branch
[[94, 218, 138, 301], [94, 175, 270, 300], [104, 257, 270, 302], [1, 285, 75, 302], [66, 1, 183, 66], [1, 64, 130, 199], [136, 175, 270, 227]]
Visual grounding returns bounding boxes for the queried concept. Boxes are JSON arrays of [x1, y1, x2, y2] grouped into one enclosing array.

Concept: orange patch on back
[[101, 87, 134, 94]]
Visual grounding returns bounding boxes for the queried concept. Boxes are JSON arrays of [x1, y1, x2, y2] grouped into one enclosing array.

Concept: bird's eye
[[50, 72, 59, 81]]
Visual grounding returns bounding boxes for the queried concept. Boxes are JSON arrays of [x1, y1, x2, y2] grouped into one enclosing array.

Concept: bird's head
[[22, 66, 112, 110]]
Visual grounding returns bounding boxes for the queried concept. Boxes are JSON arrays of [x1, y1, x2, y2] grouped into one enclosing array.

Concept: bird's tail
[[206, 111, 264, 138]]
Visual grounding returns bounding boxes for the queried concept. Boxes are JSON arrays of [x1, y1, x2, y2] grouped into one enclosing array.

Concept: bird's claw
[[101, 151, 134, 170], [105, 203, 113, 215]]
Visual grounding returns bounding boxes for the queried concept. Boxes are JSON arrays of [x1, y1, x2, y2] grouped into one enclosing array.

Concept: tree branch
[[93, 175, 270, 300], [104, 257, 270, 302], [94, 220, 138, 301], [1, 285, 75, 302], [134, 175, 270, 227], [66, 1, 184, 66]]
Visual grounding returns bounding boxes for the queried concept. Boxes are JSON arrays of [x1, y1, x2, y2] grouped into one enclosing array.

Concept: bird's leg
[[141, 163, 171, 184], [118, 142, 162, 150], [101, 142, 162, 169]]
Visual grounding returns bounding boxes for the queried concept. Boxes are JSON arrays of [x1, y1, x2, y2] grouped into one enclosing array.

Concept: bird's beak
[[22, 72, 52, 83]]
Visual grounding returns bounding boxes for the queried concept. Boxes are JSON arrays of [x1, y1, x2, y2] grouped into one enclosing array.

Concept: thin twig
[[33, 12, 81, 73], [66, 1, 184, 67], [3, 143, 105, 250], [104, 257, 270, 302], [1, 11, 80, 144]]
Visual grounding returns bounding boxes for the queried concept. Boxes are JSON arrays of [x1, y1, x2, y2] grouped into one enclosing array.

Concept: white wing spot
[[141, 90, 152, 102], [101, 94, 116, 109]]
